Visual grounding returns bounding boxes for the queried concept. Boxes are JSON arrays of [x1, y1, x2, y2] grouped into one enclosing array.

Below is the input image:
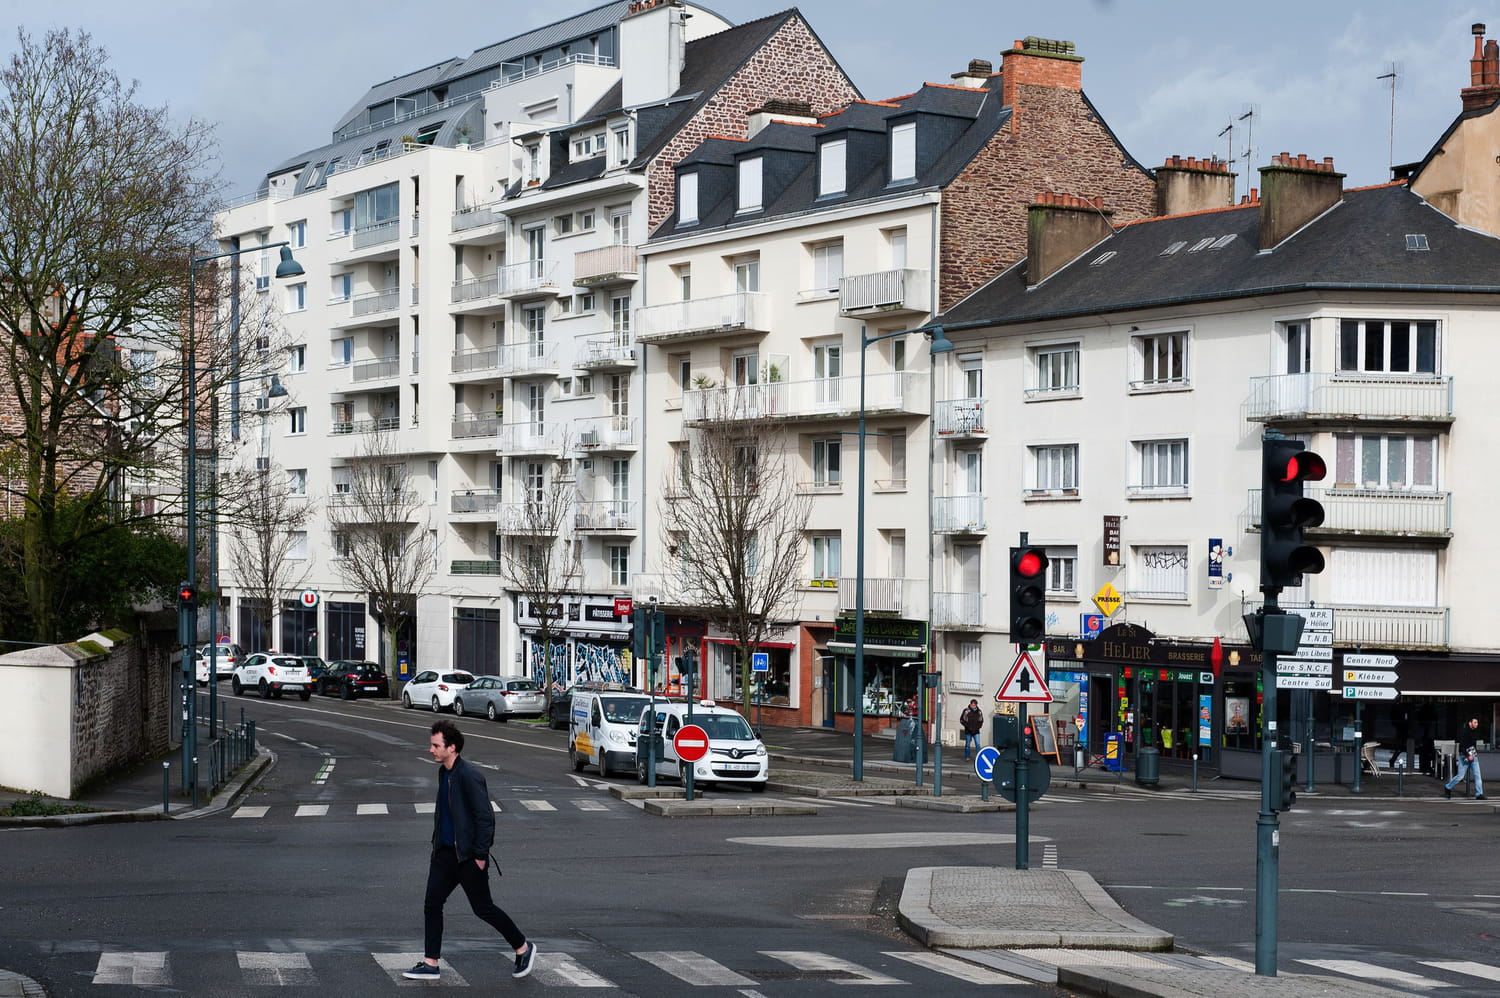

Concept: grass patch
[[2, 791, 93, 817]]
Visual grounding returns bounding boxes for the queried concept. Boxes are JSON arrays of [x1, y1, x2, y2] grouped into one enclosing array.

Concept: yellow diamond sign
[[1093, 582, 1123, 618]]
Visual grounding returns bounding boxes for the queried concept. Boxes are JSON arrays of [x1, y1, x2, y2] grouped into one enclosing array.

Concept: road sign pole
[[1255, 598, 1282, 977], [1015, 701, 1030, 870], [1351, 702, 1363, 794]]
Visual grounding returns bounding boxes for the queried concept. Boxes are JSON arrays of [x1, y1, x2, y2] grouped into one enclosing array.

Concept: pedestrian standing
[[1443, 716, 1485, 800], [959, 699, 985, 760], [405, 719, 537, 981]]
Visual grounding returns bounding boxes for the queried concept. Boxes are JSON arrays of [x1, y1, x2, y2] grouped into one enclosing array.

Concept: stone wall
[[70, 631, 174, 793]]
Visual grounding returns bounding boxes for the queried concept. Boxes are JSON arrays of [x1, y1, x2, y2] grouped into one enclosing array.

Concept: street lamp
[[853, 323, 952, 780], [181, 243, 302, 799]]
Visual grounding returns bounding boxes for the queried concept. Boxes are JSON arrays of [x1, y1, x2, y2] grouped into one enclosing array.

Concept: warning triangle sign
[[996, 649, 1053, 703]]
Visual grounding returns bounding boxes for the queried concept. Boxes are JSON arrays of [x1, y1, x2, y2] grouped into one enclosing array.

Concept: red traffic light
[[1015, 550, 1046, 578], [1270, 449, 1327, 484], [178, 584, 196, 604]]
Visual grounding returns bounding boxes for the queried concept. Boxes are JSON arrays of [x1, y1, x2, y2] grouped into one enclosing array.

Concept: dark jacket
[[960, 706, 984, 735], [431, 755, 494, 861], [1457, 724, 1481, 758]]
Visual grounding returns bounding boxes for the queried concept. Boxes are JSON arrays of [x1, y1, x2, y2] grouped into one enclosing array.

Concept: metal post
[[180, 259, 200, 794], [915, 674, 924, 788], [207, 415, 219, 739], [162, 761, 170, 813], [932, 672, 943, 797], [1352, 704, 1363, 794], [1015, 701, 1030, 870], [1305, 693, 1316, 793], [1255, 595, 1282, 977], [853, 327, 870, 781], [1192, 753, 1199, 792]]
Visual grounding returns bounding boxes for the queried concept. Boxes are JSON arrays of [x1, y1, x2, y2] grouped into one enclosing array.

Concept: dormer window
[[524, 143, 541, 183], [612, 126, 631, 166], [677, 172, 699, 225], [818, 139, 846, 197], [737, 156, 763, 213], [890, 122, 916, 184]]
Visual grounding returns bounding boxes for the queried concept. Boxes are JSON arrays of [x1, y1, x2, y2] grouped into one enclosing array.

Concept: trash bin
[[1136, 745, 1161, 787], [893, 716, 918, 763]]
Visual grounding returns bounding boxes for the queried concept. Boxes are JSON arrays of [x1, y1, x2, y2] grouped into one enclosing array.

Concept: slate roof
[[939, 183, 1500, 329], [454, 1, 631, 83]]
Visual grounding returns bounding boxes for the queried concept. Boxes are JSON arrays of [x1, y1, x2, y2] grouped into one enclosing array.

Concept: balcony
[[576, 331, 636, 370], [934, 495, 986, 533], [326, 489, 420, 521], [350, 286, 400, 320], [932, 592, 984, 630], [1248, 487, 1452, 539], [1257, 601, 1451, 650], [498, 420, 564, 454], [934, 398, 987, 438], [450, 412, 502, 440], [351, 356, 400, 382], [495, 340, 560, 378], [451, 559, 503, 576], [683, 372, 925, 423], [451, 273, 502, 306], [330, 416, 401, 435], [450, 489, 502, 515], [496, 259, 559, 300], [572, 415, 638, 452], [839, 268, 931, 317], [574, 501, 638, 532], [451, 201, 504, 233], [634, 292, 772, 344], [451, 345, 503, 376], [837, 577, 921, 615], [495, 502, 561, 534], [574, 244, 639, 285], [1246, 372, 1454, 424], [352, 219, 399, 251]]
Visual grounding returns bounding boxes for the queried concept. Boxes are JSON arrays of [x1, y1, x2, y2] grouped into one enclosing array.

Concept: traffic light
[[1275, 744, 1298, 811], [1260, 437, 1326, 590], [1008, 546, 1049, 643], [632, 607, 648, 662], [177, 582, 197, 608]]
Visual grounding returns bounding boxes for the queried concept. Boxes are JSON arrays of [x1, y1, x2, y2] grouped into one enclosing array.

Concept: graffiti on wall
[[574, 641, 629, 685], [528, 640, 570, 695]]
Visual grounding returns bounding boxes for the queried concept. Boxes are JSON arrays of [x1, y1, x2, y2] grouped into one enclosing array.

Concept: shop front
[[827, 615, 928, 735], [517, 594, 633, 693]]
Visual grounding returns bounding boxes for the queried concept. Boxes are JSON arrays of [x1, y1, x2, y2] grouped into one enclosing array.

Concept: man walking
[[960, 699, 985, 760], [1444, 716, 1485, 800], [405, 719, 537, 980]]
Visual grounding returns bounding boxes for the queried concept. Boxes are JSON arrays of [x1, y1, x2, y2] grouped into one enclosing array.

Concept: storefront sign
[[1198, 694, 1212, 746], [1103, 516, 1121, 566], [832, 615, 926, 648], [1207, 538, 1225, 589], [1093, 583, 1122, 618]]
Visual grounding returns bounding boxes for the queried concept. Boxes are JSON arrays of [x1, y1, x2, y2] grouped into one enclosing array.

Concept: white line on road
[[541, 952, 614, 988], [294, 804, 328, 817], [634, 951, 756, 986], [1297, 958, 1454, 989], [728, 832, 1019, 849], [232, 806, 269, 819], [92, 952, 169, 986], [763, 951, 904, 986], [356, 803, 388, 815], [371, 953, 466, 987], [884, 949, 1024, 984], [238, 951, 316, 986], [1420, 961, 1500, 983], [520, 800, 556, 811]]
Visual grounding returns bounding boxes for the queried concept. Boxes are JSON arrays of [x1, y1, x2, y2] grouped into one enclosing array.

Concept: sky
[[2, 0, 1492, 201]]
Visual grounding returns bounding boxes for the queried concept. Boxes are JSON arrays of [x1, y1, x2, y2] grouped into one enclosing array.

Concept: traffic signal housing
[[1274, 744, 1298, 811], [1260, 437, 1326, 590], [1008, 546, 1049, 643], [177, 582, 197, 608]]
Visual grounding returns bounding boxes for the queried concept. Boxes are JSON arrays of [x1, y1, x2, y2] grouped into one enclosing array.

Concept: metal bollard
[[1397, 756, 1406, 797], [980, 778, 990, 802], [162, 761, 170, 813], [1191, 752, 1199, 793], [248, 719, 256, 755]]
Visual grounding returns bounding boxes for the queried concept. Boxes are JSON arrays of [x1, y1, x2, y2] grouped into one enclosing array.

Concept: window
[[675, 265, 691, 301], [608, 374, 628, 417], [354, 182, 399, 228], [523, 462, 544, 506], [573, 132, 605, 159], [1338, 319, 1438, 374], [578, 210, 595, 231], [609, 545, 630, 587], [610, 294, 631, 335], [888, 227, 908, 269], [287, 283, 307, 312], [523, 143, 540, 182], [890, 122, 916, 183], [1131, 544, 1188, 600], [287, 469, 307, 496], [733, 256, 760, 293], [553, 213, 573, 236], [1334, 433, 1437, 491], [959, 640, 982, 685], [677, 172, 699, 224], [577, 292, 595, 313], [331, 274, 351, 303], [610, 209, 630, 246], [674, 356, 692, 394], [330, 208, 351, 236], [818, 139, 846, 197], [1281, 320, 1311, 374], [130, 350, 157, 388], [883, 430, 907, 487], [1045, 548, 1077, 596], [1132, 330, 1189, 388], [810, 240, 843, 294], [288, 345, 306, 373], [288, 407, 307, 435], [737, 156, 763, 212], [332, 532, 351, 558], [812, 438, 841, 486], [333, 337, 353, 366], [289, 531, 308, 560], [1134, 438, 1189, 494], [288, 220, 306, 249], [612, 127, 631, 166], [1031, 444, 1079, 492], [1030, 342, 1080, 395], [812, 534, 841, 583], [813, 340, 841, 404], [332, 468, 352, 495], [524, 306, 545, 354]]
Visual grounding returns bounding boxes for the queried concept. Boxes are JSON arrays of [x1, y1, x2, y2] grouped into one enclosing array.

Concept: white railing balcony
[[574, 500, 638, 532], [934, 398, 987, 437], [574, 244, 639, 284], [573, 415, 638, 451], [683, 371, 925, 423], [837, 577, 921, 615], [352, 218, 399, 250], [451, 345, 503, 374], [934, 495, 986, 533], [497, 259, 559, 298], [485, 52, 615, 91], [352, 356, 400, 382], [1246, 372, 1454, 422], [452, 202, 503, 232], [577, 331, 636, 369], [932, 592, 984, 630], [451, 273, 501, 304], [450, 489, 501, 514], [634, 292, 771, 343], [839, 268, 931, 315], [450, 412, 502, 439], [330, 416, 401, 436], [496, 340, 559, 376], [1259, 601, 1451, 650], [1248, 487, 1452, 537], [495, 502, 562, 534], [352, 287, 400, 317], [498, 420, 563, 454]]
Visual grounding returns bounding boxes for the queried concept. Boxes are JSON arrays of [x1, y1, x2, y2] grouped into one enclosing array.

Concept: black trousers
[[423, 848, 526, 958]]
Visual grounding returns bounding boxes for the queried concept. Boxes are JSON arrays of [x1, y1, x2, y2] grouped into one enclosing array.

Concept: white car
[[231, 653, 314, 700], [401, 670, 475, 712], [636, 700, 768, 791], [194, 647, 238, 685]]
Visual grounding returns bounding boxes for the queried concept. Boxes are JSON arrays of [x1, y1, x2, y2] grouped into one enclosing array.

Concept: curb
[[0, 969, 45, 998]]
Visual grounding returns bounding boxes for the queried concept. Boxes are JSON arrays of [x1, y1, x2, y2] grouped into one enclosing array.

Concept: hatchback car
[[401, 670, 475, 712], [318, 660, 390, 699], [231, 653, 315, 700], [455, 676, 545, 722]]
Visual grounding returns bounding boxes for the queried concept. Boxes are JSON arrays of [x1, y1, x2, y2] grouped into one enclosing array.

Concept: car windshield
[[270, 657, 303, 669], [602, 697, 648, 723], [442, 672, 474, 684], [696, 714, 756, 741], [506, 680, 540, 693]]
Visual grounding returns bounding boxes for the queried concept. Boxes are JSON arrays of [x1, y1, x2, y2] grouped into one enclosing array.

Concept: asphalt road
[[2, 693, 1496, 996]]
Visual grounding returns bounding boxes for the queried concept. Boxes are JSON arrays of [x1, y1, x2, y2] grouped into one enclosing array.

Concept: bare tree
[[498, 453, 581, 705], [221, 457, 314, 650], [327, 430, 436, 687], [659, 389, 810, 719]]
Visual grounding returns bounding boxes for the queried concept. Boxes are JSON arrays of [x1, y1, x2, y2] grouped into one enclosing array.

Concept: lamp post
[[181, 244, 302, 797], [853, 323, 952, 781]]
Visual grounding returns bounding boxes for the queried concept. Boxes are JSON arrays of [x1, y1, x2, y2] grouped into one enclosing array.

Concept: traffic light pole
[[1255, 590, 1282, 977], [1015, 699, 1030, 870]]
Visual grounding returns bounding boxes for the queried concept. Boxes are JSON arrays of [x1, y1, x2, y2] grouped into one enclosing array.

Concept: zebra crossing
[[229, 795, 629, 820]]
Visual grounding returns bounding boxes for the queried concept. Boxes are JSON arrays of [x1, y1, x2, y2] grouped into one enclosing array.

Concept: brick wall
[[645, 15, 861, 230], [939, 81, 1158, 311], [70, 631, 174, 794]]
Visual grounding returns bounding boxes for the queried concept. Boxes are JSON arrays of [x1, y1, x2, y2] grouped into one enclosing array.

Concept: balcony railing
[[1256, 601, 1451, 649], [683, 372, 924, 422], [450, 412, 502, 439], [330, 416, 401, 435], [1248, 487, 1452, 536], [451, 273, 501, 304], [574, 501, 637, 531], [1246, 372, 1454, 422], [451, 559, 503, 576], [839, 268, 931, 314], [837, 577, 918, 615], [410, 284, 420, 307], [495, 340, 558, 376], [352, 356, 400, 382], [451, 346, 502, 374], [573, 244, 639, 284], [496, 259, 558, 298], [498, 420, 563, 453], [452, 202, 503, 232], [484, 52, 615, 91], [573, 415, 638, 451], [577, 331, 635, 368], [352, 287, 400, 317], [934, 398, 987, 437], [352, 218, 399, 250], [932, 592, 984, 629], [635, 292, 771, 343], [934, 495, 986, 533], [450, 489, 501, 514], [495, 502, 561, 534]]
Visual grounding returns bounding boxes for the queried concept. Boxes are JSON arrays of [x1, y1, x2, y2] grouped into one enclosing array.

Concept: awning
[[826, 640, 925, 658]]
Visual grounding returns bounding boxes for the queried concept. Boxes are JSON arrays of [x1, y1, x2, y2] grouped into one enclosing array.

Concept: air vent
[[1405, 233, 1430, 251], [1209, 234, 1237, 249], [1187, 237, 1214, 252], [1160, 241, 1187, 256], [1089, 251, 1117, 266]]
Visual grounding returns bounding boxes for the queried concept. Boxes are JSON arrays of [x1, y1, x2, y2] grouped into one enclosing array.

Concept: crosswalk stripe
[[520, 799, 556, 811], [635, 950, 757, 985], [1297, 958, 1454, 989], [371, 953, 465, 986], [1420, 960, 1500, 982], [238, 951, 316, 985], [492, 799, 502, 812], [883, 949, 1024, 984], [762, 950, 904, 985], [93, 952, 169, 986], [543, 952, 614, 988], [356, 803, 388, 815], [232, 805, 268, 819], [294, 804, 328, 817], [415, 802, 435, 814], [789, 796, 870, 808], [574, 799, 610, 811]]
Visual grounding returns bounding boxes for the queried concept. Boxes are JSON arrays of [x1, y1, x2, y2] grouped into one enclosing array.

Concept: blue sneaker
[[404, 961, 440, 980], [513, 941, 537, 979]]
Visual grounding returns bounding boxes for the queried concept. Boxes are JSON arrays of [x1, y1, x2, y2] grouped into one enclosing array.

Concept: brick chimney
[[1462, 23, 1500, 110], [1155, 156, 1235, 216], [951, 59, 993, 89], [1001, 37, 1082, 129], [1257, 153, 1344, 249], [1026, 192, 1113, 286], [746, 98, 818, 137]]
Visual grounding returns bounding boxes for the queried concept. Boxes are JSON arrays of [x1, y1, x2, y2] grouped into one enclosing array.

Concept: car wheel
[[259, 680, 272, 700], [299, 691, 311, 701], [402, 692, 412, 709], [453, 698, 466, 717], [750, 782, 767, 793], [486, 702, 498, 722], [599, 754, 612, 778], [341, 683, 353, 701], [571, 746, 586, 773], [232, 679, 243, 696], [431, 695, 441, 713], [549, 712, 564, 731], [637, 757, 649, 784]]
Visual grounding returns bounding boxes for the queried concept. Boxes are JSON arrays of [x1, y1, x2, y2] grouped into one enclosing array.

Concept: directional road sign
[[1286, 606, 1335, 631], [1277, 675, 1332, 690], [673, 724, 710, 762], [1344, 669, 1397, 684], [996, 650, 1052, 702], [1343, 685, 1399, 700], [1281, 646, 1333, 661], [974, 745, 1000, 782], [1278, 661, 1332, 676], [1343, 653, 1399, 669]]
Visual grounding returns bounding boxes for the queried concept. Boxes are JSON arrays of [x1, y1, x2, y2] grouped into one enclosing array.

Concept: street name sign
[[1277, 675, 1332, 690], [1281, 646, 1333, 662], [1278, 661, 1332, 676], [1342, 685, 1399, 700], [1343, 653, 1399, 669], [1286, 606, 1334, 630]]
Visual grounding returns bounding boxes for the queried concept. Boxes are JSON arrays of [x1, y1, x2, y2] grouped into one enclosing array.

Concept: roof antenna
[[1376, 62, 1402, 176], [1238, 105, 1259, 204]]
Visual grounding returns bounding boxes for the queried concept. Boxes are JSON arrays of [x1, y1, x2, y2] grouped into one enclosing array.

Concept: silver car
[[454, 675, 546, 722]]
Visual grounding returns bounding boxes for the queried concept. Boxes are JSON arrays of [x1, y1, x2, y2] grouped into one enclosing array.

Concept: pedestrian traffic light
[[1008, 546, 1049, 643], [177, 582, 197, 608], [632, 607, 648, 662], [1260, 437, 1326, 590], [1275, 745, 1298, 811]]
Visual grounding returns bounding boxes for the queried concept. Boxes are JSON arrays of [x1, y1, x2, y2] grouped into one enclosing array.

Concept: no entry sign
[[673, 724, 709, 762]]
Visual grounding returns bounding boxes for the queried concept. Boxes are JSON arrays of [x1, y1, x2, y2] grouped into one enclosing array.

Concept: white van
[[568, 686, 651, 778], [635, 700, 768, 791]]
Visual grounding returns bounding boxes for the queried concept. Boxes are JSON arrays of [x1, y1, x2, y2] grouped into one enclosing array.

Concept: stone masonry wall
[[939, 81, 1158, 311], [70, 632, 173, 795], [645, 15, 861, 231]]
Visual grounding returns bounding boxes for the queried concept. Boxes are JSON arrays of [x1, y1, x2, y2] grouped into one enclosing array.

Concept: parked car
[[231, 653, 314, 700], [548, 682, 641, 730], [197, 643, 245, 678], [455, 676, 546, 722], [317, 660, 390, 699], [297, 656, 329, 686], [570, 688, 653, 777], [636, 699, 768, 791], [401, 670, 475, 712]]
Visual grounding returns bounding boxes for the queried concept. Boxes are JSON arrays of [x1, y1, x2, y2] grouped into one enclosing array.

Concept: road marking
[[1042, 844, 1058, 869], [232, 806, 268, 819], [371, 952, 465, 986], [520, 800, 556, 811], [93, 952, 170, 986], [785, 796, 870, 808], [728, 832, 1019, 849], [763, 951, 904, 985], [415, 802, 435, 814], [312, 757, 335, 785], [542, 952, 614, 988], [1297, 959, 1454, 989], [884, 949, 1023, 983], [635, 951, 756, 986], [356, 803, 388, 815], [1420, 961, 1500, 982], [573, 799, 609, 811], [238, 951, 316, 985], [294, 804, 328, 817]]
